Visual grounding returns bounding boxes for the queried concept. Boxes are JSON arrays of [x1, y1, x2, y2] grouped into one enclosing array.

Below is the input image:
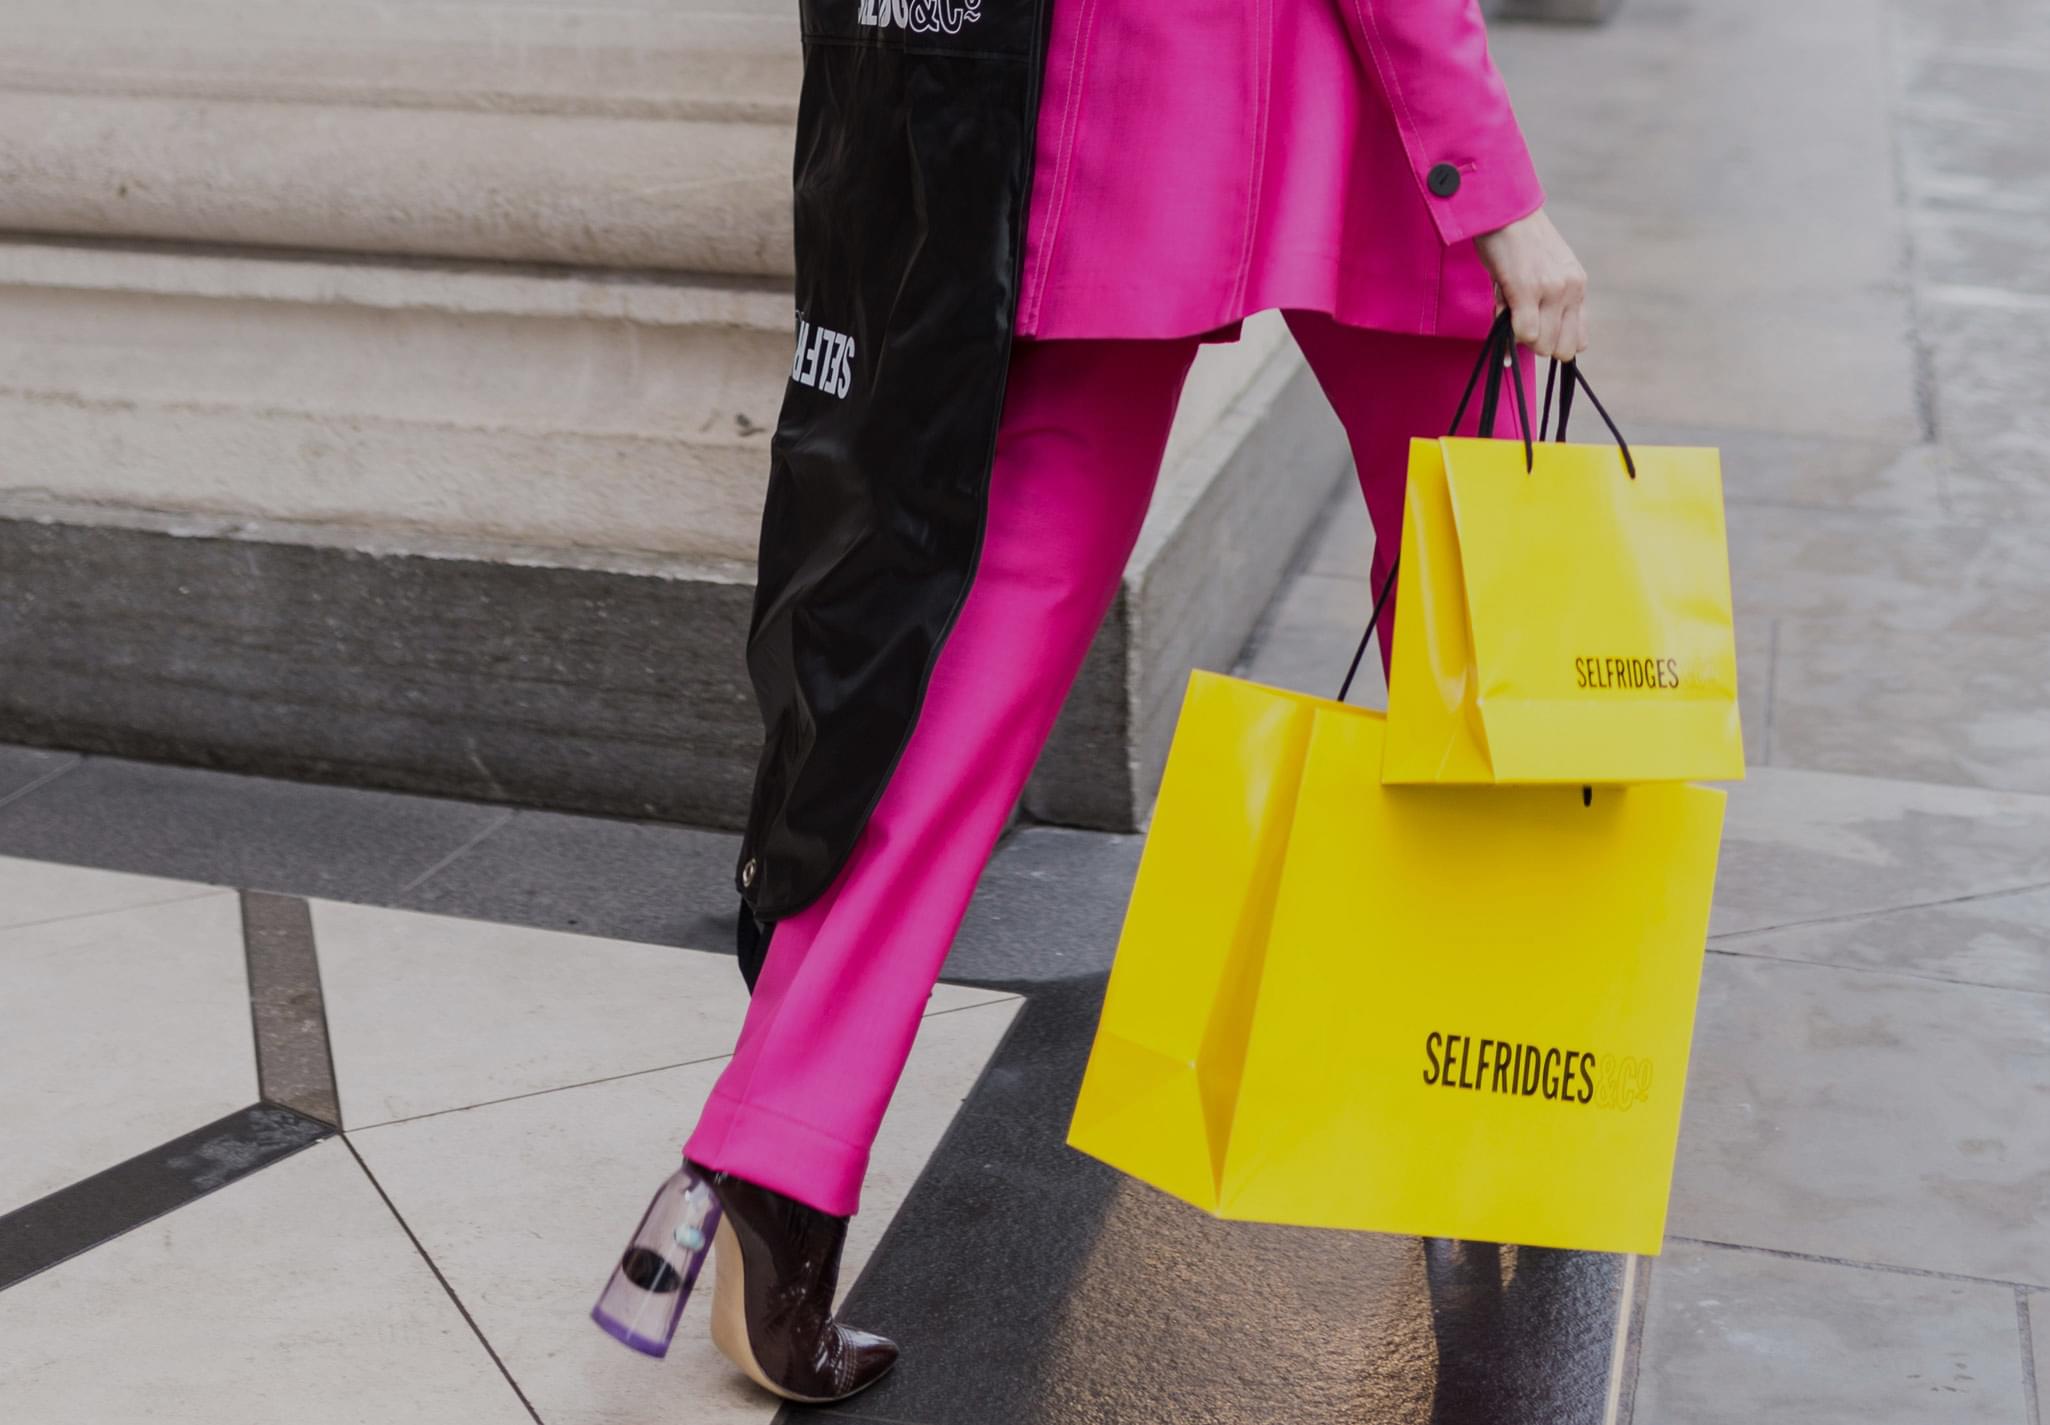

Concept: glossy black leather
[[689, 1160, 898, 1401], [734, 0, 1055, 919]]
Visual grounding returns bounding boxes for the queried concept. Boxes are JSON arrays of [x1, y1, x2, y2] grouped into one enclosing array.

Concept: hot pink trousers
[[686, 313, 1525, 1216]]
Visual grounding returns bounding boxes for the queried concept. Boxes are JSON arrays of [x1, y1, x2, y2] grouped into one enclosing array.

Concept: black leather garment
[[688, 1160, 898, 1402], [734, 0, 1057, 921]]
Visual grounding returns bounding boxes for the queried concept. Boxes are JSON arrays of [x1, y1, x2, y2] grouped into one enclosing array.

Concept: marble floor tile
[[312, 899, 1011, 1128], [1767, 620, 2050, 794], [1726, 505, 2050, 639], [347, 997, 1020, 1425], [0, 853, 221, 932], [1710, 766, 2050, 937], [1712, 882, 2050, 995], [1669, 954, 2050, 1285], [1635, 1240, 2030, 1424], [0, 1139, 532, 1425], [0, 892, 255, 1211]]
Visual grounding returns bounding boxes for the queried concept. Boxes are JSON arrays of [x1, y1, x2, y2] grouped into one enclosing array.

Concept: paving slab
[[395, 805, 744, 952], [1712, 881, 2050, 996], [1303, 484, 1374, 577], [0, 754, 509, 901], [1549, 290, 1920, 443], [311, 898, 1010, 1128], [1735, 612, 1774, 764], [1634, 1240, 2031, 1424], [1766, 620, 2050, 793], [347, 998, 1019, 1425], [1727, 505, 2050, 638], [1913, 207, 2050, 299], [1922, 300, 2050, 458], [1710, 767, 2050, 937], [1900, 52, 2050, 127], [1632, 425, 1942, 519], [0, 1140, 533, 1425], [1898, 108, 2050, 218], [1670, 954, 2050, 1285], [0, 853, 219, 932], [0, 745, 73, 805], [946, 825, 1144, 985], [1890, 0, 2050, 60], [1497, 0, 1916, 442], [1234, 568, 1379, 705], [0, 892, 254, 1211], [1936, 440, 2050, 529]]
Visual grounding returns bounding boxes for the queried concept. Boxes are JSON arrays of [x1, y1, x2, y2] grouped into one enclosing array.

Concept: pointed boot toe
[[836, 1326, 900, 1392], [689, 1161, 900, 1404]]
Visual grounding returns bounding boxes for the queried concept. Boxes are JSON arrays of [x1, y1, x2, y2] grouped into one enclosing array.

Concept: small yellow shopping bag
[[1068, 671, 1725, 1254], [1381, 368, 1744, 785]]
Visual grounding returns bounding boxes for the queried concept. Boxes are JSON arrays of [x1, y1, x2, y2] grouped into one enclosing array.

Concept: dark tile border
[[0, 1104, 332, 1291], [242, 891, 342, 1128], [1, 888, 349, 1293]]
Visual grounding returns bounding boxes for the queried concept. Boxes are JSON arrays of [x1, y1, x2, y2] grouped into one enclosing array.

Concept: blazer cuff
[[1421, 143, 1547, 247]]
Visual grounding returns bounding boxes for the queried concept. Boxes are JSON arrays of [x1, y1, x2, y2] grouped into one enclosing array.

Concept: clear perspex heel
[[591, 1163, 723, 1357]]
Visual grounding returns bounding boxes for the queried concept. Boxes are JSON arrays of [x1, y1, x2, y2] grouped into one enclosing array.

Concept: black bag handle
[[1447, 310, 1534, 474], [1542, 358, 1637, 479], [1337, 311, 1529, 703]]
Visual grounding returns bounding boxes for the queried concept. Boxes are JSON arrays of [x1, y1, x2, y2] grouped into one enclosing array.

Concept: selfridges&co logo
[[1422, 1031, 1655, 1113], [857, 0, 984, 34], [791, 314, 854, 399]]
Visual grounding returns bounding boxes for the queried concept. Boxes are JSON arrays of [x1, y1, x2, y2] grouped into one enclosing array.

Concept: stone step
[[1, 0, 799, 273], [0, 240, 792, 564]]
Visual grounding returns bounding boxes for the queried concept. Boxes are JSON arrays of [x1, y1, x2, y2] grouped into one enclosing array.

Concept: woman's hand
[[1474, 208, 1589, 361]]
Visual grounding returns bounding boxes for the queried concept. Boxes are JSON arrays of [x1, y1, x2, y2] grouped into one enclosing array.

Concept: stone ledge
[[0, 332, 1346, 835]]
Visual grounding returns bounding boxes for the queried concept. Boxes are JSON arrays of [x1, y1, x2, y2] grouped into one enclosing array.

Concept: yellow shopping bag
[[1069, 671, 1725, 1254], [1381, 361, 1744, 785]]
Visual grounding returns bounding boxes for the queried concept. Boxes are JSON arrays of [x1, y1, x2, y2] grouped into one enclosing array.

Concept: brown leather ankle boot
[[685, 1160, 899, 1403]]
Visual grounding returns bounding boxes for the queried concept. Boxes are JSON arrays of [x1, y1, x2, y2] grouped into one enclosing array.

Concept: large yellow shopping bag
[[1381, 387, 1744, 785], [1068, 671, 1725, 1254]]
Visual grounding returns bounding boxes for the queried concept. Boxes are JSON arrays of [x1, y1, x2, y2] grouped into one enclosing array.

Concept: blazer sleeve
[[1344, 0, 1546, 245]]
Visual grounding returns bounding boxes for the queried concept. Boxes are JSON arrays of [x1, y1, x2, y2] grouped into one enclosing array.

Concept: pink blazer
[[1017, 0, 1544, 342]]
